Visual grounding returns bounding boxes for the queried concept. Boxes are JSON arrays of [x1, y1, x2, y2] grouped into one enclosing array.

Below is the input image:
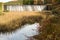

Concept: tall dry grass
[[0, 11, 45, 33]]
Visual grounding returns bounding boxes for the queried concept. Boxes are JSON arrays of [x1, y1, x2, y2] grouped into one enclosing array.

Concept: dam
[[5, 5, 46, 12]]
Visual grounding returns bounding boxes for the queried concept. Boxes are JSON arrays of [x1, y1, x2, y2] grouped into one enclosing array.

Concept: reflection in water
[[0, 23, 40, 40]]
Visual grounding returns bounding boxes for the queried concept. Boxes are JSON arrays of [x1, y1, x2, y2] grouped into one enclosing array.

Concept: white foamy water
[[7, 5, 46, 11], [0, 23, 40, 40]]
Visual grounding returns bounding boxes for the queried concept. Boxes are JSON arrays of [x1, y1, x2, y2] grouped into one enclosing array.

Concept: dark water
[[0, 23, 40, 40]]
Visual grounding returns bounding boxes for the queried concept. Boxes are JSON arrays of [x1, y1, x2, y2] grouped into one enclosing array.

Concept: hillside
[[0, 2, 2, 12]]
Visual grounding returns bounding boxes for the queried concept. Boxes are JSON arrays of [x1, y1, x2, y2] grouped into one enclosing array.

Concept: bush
[[33, 16, 60, 40]]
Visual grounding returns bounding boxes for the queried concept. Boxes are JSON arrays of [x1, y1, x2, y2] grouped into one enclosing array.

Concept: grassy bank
[[0, 16, 43, 33], [0, 12, 45, 24], [0, 11, 47, 33]]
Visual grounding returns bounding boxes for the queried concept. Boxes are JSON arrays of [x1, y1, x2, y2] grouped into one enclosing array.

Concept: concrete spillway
[[7, 5, 46, 12]]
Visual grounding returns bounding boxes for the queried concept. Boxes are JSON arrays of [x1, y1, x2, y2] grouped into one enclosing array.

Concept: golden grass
[[0, 11, 48, 33], [0, 11, 46, 24]]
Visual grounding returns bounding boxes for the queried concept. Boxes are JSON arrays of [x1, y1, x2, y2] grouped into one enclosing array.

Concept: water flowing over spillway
[[0, 23, 40, 40], [7, 5, 46, 11]]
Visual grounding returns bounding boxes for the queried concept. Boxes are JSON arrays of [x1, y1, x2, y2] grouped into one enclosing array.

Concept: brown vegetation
[[32, 5, 60, 40], [0, 11, 47, 33]]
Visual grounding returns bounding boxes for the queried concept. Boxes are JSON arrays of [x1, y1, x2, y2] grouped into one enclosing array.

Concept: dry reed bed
[[0, 11, 46, 33]]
